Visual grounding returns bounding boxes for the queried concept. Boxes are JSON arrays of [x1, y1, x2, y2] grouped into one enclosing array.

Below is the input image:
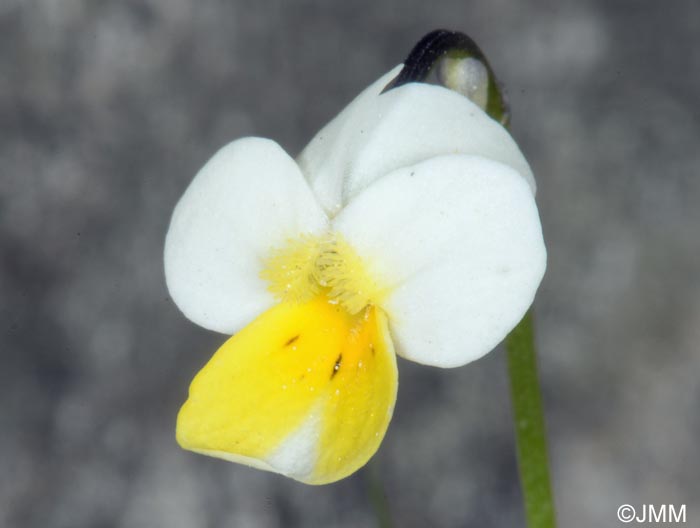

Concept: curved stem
[[506, 311, 557, 528], [375, 30, 556, 528], [365, 457, 393, 528], [392, 29, 556, 527]]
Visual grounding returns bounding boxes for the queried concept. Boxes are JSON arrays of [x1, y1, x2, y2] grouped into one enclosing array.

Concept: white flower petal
[[296, 65, 403, 215], [333, 155, 546, 367], [264, 405, 321, 481], [164, 137, 328, 333], [298, 67, 535, 216]]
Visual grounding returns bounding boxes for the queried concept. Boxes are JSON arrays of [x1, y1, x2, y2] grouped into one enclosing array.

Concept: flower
[[164, 64, 546, 484]]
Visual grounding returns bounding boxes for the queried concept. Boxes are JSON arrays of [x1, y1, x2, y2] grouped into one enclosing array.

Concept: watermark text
[[617, 504, 686, 524]]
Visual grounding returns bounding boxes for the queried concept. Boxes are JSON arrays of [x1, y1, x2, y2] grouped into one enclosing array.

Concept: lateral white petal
[[298, 68, 535, 216], [333, 155, 546, 367], [164, 137, 328, 333]]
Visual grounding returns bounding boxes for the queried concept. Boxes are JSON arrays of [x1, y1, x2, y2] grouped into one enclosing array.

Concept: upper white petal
[[297, 66, 535, 217], [296, 66, 402, 215], [164, 137, 328, 333], [333, 155, 546, 367]]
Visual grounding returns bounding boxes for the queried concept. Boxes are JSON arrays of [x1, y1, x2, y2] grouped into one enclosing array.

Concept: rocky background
[[2, 1, 699, 526]]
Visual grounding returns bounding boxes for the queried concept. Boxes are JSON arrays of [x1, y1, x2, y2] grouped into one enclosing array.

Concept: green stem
[[506, 311, 556, 528], [364, 457, 393, 528], [385, 30, 556, 528]]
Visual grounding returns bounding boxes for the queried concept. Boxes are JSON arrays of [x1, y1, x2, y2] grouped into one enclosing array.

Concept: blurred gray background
[[2, 1, 699, 527]]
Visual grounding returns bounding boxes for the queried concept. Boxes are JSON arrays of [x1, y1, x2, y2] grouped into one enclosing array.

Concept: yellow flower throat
[[178, 235, 398, 484], [260, 233, 387, 314]]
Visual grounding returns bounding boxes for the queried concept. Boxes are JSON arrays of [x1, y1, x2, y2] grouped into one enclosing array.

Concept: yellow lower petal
[[176, 294, 398, 484]]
